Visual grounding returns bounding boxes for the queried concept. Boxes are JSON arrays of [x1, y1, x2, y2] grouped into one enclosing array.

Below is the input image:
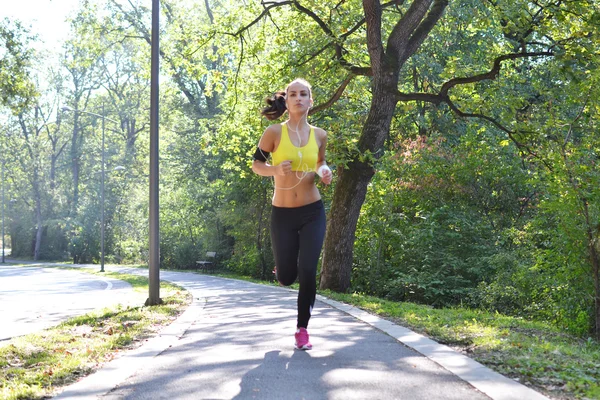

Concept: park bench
[[196, 251, 217, 273]]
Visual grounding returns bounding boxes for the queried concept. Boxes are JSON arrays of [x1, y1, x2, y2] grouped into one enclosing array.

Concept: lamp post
[[146, 0, 162, 305], [62, 105, 118, 272]]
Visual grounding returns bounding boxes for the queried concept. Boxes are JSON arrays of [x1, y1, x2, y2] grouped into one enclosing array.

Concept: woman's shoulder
[[259, 123, 284, 151], [264, 122, 284, 135], [311, 125, 328, 140]]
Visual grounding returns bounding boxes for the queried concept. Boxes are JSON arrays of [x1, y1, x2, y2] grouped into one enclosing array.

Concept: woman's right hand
[[275, 160, 292, 176]]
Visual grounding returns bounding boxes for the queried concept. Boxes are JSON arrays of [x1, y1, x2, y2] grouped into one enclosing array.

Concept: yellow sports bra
[[272, 123, 319, 172]]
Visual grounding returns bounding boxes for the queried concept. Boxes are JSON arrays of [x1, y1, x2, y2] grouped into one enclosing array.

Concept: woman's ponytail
[[261, 91, 287, 120]]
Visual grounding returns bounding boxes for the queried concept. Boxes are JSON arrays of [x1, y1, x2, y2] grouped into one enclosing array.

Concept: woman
[[252, 78, 333, 350]]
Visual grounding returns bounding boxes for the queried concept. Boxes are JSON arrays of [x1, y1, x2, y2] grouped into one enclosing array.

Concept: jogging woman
[[251, 78, 333, 350]]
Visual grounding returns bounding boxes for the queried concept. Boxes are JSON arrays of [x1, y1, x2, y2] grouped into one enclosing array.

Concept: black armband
[[253, 147, 270, 162]]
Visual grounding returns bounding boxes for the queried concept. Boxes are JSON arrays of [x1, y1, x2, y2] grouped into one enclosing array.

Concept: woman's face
[[286, 81, 313, 114]]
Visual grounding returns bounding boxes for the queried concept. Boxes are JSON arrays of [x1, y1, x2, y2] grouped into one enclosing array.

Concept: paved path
[[49, 266, 549, 400]]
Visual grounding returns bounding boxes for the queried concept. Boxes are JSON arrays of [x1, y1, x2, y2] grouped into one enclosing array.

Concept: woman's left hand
[[320, 168, 333, 185]]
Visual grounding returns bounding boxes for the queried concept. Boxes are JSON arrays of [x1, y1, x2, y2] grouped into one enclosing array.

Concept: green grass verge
[[0, 270, 191, 400], [319, 290, 600, 400]]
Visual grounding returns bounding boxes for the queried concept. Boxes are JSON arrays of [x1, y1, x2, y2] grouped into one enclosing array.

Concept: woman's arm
[[252, 125, 291, 177], [315, 128, 332, 185]]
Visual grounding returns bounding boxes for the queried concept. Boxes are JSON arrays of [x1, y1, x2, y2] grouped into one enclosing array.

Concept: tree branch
[[292, 2, 373, 75], [204, 0, 215, 24], [226, 34, 246, 119], [295, 42, 336, 68], [392, 48, 558, 170], [292, 1, 346, 62], [439, 51, 553, 96], [363, 0, 385, 77], [563, 91, 589, 150], [444, 97, 554, 171], [393, 90, 443, 104], [386, 0, 433, 62], [292, 1, 334, 37], [404, 0, 447, 61], [310, 74, 355, 114], [234, 1, 293, 37], [233, 1, 371, 76], [339, 15, 366, 40]]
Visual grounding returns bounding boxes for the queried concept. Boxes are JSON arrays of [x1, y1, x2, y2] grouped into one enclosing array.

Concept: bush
[[354, 204, 498, 307], [161, 240, 202, 270], [39, 220, 70, 260], [227, 244, 273, 280], [114, 238, 148, 264], [469, 250, 592, 336]]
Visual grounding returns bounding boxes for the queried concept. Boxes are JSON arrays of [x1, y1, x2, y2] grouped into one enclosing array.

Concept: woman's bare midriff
[[272, 172, 321, 207]]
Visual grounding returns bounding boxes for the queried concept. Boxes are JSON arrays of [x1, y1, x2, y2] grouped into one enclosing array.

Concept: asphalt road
[[0, 263, 144, 341]]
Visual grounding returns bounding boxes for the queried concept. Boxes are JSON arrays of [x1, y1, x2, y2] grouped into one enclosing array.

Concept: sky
[[2, 0, 81, 50]]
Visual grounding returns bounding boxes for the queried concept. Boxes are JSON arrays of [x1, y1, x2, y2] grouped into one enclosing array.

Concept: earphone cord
[[258, 109, 311, 191]]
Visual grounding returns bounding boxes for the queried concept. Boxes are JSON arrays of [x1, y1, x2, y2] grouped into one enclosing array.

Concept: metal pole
[[101, 103, 105, 273], [146, 0, 161, 305]]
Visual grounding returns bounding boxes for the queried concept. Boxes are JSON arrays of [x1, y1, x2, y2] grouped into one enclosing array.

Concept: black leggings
[[271, 200, 326, 329]]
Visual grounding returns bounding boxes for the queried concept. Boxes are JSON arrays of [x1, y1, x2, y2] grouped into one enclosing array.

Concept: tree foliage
[[0, 19, 38, 112], [2, 0, 600, 338]]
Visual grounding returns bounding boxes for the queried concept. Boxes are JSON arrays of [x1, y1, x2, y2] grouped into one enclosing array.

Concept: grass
[[0, 269, 191, 400], [320, 290, 600, 400]]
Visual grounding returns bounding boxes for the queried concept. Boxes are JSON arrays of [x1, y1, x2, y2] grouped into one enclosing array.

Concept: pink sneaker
[[294, 328, 312, 350], [273, 266, 284, 286]]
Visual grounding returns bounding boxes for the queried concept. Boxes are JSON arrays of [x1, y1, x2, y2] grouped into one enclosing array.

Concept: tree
[[232, 0, 596, 295], [0, 18, 53, 260], [99, 41, 150, 160], [99, 0, 248, 268], [12, 105, 63, 260], [0, 18, 37, 112], [107, 0, 224, 120], [515, 56, 600, 336]]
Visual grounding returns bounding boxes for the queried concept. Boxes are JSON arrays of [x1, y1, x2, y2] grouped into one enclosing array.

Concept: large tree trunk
[[584, 205, 600, 339], [591, 242, 600, 339], [320, 82, 398, 291], [319, 160, 373, 291]]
